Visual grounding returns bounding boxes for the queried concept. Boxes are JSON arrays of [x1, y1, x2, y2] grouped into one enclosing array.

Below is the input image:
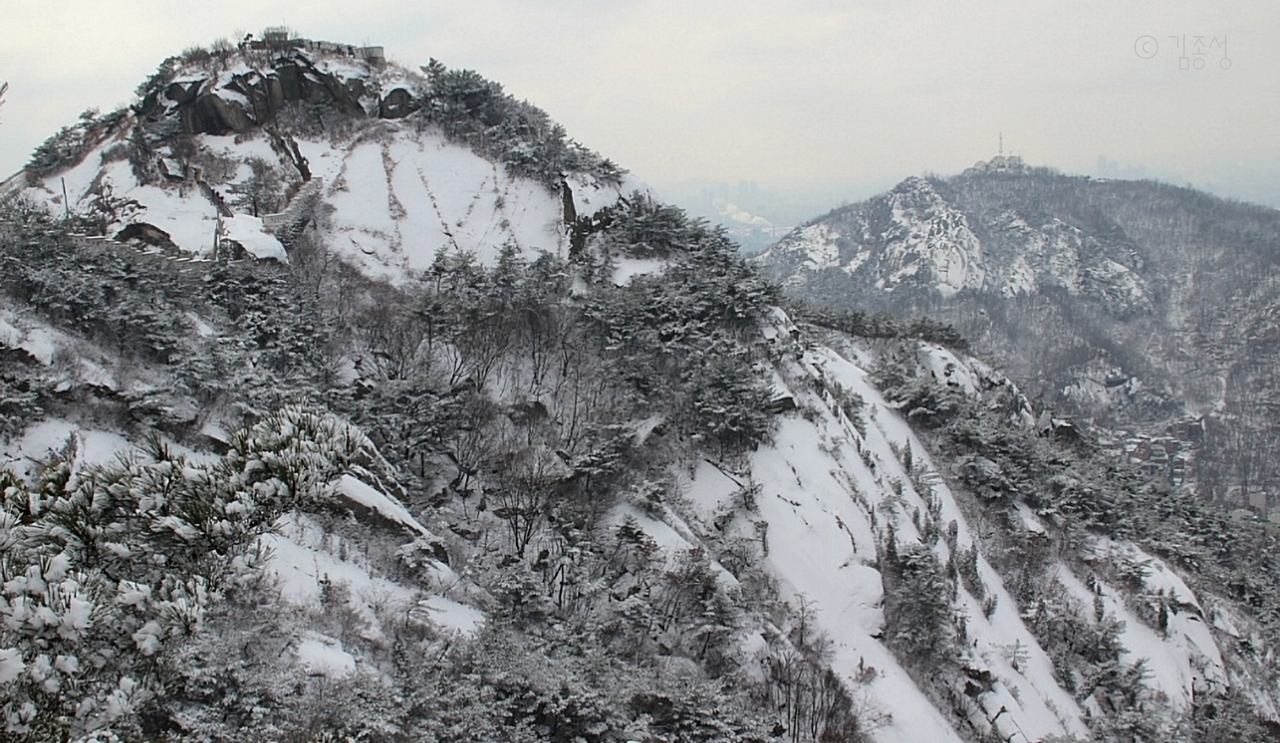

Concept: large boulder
[[164, 80, 203, 106], [223, 74, 287, 124], [186, 93, 255, 135], [275, 62, 308, 101], [273, 61, 365, 116], [263, 77, 286, 117], [315, 71, 366, 116], [378, 88, 418, 119], [115, 222, 179, 253], [345, 77, 368, 102]]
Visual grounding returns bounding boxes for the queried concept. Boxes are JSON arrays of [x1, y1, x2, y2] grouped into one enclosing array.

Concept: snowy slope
[[17, 126, 641, 281], [300, 129, 641, 279], [11, 46, 646, 283], [623, 307, 1253, 742], [743, 336, 1082, 741]]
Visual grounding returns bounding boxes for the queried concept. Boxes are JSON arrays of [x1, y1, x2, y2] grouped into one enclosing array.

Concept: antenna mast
[[999, 133, 1003, 158]]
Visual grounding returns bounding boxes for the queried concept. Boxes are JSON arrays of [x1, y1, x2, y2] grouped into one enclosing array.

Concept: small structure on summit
[[966, 135, 1028, 175], [263, 26, 292, 44], [250, 26, 384, 65]]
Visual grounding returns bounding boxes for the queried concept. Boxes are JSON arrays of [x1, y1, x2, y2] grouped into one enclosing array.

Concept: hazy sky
[[2, 0, 1278, 206]]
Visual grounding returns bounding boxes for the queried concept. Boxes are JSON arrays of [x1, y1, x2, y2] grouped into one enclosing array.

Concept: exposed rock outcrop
[[378, 88, 419, 119], [114, 222, 178, 252], [186, 92, 255, 135], [150, 52, 372, 136]]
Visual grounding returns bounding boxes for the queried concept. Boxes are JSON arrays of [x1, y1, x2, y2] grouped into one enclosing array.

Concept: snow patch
[[221, 214, 288, 261], [0, 315, 22, 348], [264, 514, 419, 611], [612, 258, 666, 285], [2, 420, 133, 480], [296, 634, 357, 678], [333, 474, 431, 537], [185, 312, 216, 337], [18, 328, 58, 366], [415, 595, 485, 635]]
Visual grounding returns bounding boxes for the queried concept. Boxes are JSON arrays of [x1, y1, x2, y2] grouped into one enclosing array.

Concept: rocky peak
[[13, 36, 637, 283], [134, 43, 418, 137]]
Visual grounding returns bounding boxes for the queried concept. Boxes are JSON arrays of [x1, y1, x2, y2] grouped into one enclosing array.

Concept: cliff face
[[137, 45, 399, 136]]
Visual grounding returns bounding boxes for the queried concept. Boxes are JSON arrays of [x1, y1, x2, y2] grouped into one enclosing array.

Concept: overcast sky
[[2, 0, 1279, 207]]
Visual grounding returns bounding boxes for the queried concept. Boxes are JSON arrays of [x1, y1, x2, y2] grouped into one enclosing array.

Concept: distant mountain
[[655, 179, 881, 256], [756, 157, 1280, 510], [3, 38, 1280, 743]]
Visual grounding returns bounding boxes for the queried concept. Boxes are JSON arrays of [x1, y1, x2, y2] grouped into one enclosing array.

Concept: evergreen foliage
[[0, 407, 378, 739], [793, 304, 969, 351], [0, 171, 813, 738], [417, 59, 625, 187], [879, 540, 957, 668], [27, 108, 130, 178]]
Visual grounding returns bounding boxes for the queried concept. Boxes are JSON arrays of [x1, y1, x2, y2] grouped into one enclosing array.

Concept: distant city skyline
[[3, 0, 1278, 213]]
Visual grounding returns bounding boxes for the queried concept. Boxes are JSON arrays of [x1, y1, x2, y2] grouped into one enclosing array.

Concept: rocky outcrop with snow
[[9, 40, 644, 281], [759, 171, 1150, 315]]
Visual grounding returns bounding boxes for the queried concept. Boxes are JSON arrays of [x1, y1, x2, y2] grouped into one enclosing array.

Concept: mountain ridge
[[756, 160, 1280, 512], [1, 39, 1279, 743]]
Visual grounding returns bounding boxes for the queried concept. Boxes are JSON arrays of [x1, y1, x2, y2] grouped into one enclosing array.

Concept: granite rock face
[[142, 53, 401, 136]]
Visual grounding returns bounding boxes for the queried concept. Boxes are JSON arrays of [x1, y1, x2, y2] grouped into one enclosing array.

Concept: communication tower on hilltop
[[988, 133, 1024, 172]]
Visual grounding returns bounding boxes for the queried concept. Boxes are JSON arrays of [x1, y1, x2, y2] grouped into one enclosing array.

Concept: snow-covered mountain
[[6, 39, 641, 281], [755, 158, 1280, 513], [764, 170, 1150, 315], [2, 37, 1279, 742]]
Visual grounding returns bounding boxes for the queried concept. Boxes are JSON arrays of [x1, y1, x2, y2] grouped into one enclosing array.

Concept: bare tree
[[490, 445, 569, 557]]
